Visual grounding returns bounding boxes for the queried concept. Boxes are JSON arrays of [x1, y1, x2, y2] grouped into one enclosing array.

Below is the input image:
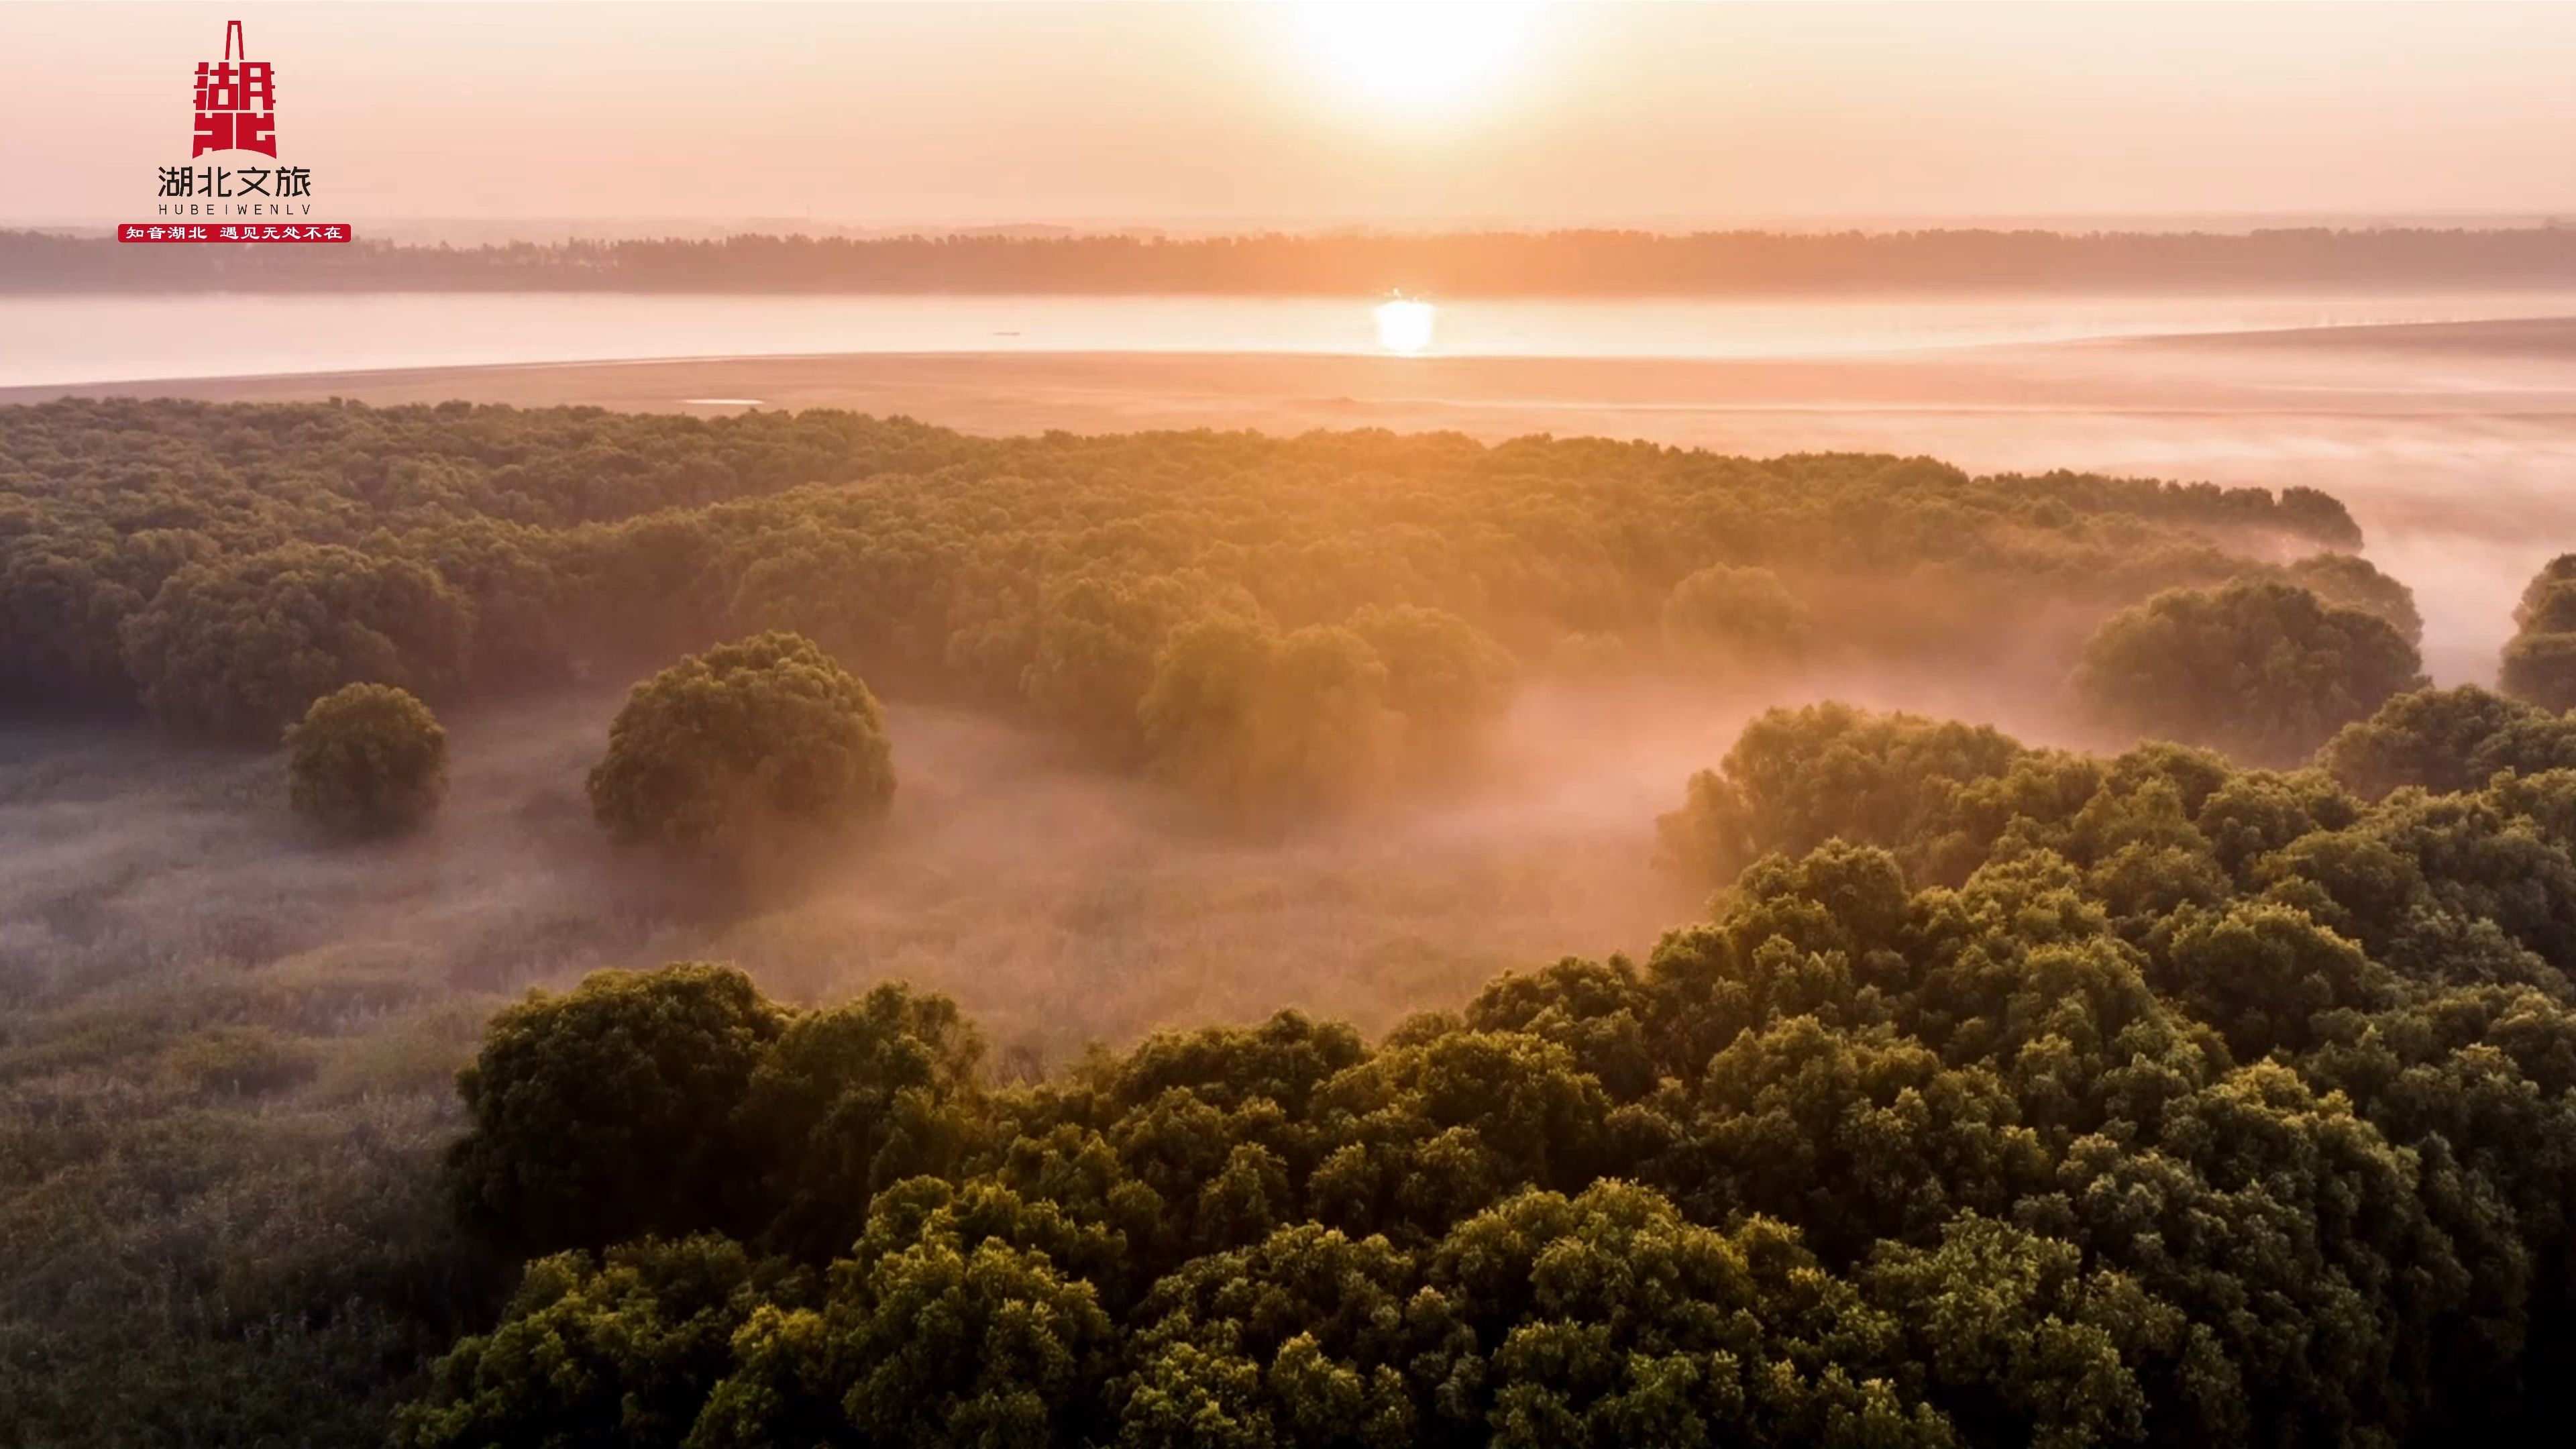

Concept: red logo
[[125, 18, 344, 241], [192, 21, 276, 158]]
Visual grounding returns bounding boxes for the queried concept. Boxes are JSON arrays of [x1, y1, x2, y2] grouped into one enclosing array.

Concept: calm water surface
[[12, 289, 2576, 387]]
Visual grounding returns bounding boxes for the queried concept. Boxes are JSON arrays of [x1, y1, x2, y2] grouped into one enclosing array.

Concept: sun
[[1374, 297, 1437, 354], [1287, 2, 1548, 115]]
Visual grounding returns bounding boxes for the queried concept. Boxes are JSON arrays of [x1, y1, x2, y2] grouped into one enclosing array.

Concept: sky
[[12, 1, 2576, 231]]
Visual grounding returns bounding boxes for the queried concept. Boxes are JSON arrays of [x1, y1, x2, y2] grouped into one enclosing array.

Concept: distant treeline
[[0, 398, 2374, 820], [20, 226, 2576, 294]]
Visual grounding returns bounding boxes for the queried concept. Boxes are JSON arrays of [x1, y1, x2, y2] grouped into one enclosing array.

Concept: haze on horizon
[[12, 0, 2576, 232]]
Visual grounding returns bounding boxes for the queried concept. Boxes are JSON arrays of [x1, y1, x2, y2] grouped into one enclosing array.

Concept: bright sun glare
[[1289, 1, 1547, 115], [1374, 297, 1438, 354]]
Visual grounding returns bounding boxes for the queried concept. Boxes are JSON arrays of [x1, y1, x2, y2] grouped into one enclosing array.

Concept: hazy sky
[[13, 1, 2576, 229]]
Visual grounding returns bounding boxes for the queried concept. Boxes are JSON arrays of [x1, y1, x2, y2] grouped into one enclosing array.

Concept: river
[[12, 288, 2576, 386]]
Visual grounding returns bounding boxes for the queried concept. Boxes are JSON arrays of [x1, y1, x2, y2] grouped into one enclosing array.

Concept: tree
[[392, 1236, 799, 1449], [2502, 633, 2576, 712], [2286, 552, 2423, 645], [2316, 685, 2576, 798], [1427, 1185, 1956, 1448], [1018, 571, 1254, 759], [2496, 556, 2576, 710], [735, 984, 991, 1261], [281, 682, 448, 835], [2072, 579, 2426, 765], [2142, 900, 2395, 1060], [1654, 702, 2033, 890], [445, 963, 786, 1255], [1305, 1028, 1613, 1238], [1137, 616, 1401, 819], [588, 631, 896, 857], [1660, 562, 1811, 669], [690, 1183, 1119, 1449], [1112, 1224, 1421, 1449], [1344, 603, 1519, 755], [1860, 1215, 2171, 1449], [395, 688, 2576, 1449], [2516, 553, 2576, 629], [117, 543, 475, 741]]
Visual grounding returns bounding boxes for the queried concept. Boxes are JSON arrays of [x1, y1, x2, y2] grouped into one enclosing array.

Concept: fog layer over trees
[[11, 399, 2563, 1446], [393, 684, 2576, 1448]]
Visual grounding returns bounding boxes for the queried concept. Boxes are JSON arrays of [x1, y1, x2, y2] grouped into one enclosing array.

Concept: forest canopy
[[14, 397, 2551, 1449], [0, 398, 2385, 812], [394, 687, 2576, 1448]]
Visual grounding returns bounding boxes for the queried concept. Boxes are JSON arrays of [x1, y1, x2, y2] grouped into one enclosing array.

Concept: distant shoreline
[[23, 225, 2576, 296], [12, 308, 2573, 421]]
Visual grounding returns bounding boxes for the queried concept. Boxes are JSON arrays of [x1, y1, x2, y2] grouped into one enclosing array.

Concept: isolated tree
[[2073, 580, 2425, 765], [588, 631, 896, 856], [282, 682, 448, 835]]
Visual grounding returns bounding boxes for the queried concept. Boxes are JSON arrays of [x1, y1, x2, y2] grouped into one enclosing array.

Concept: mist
[[3, 639, 2161, 1128], [0, 686, 1707, 1075], [11, 274, 2573, 1447]]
